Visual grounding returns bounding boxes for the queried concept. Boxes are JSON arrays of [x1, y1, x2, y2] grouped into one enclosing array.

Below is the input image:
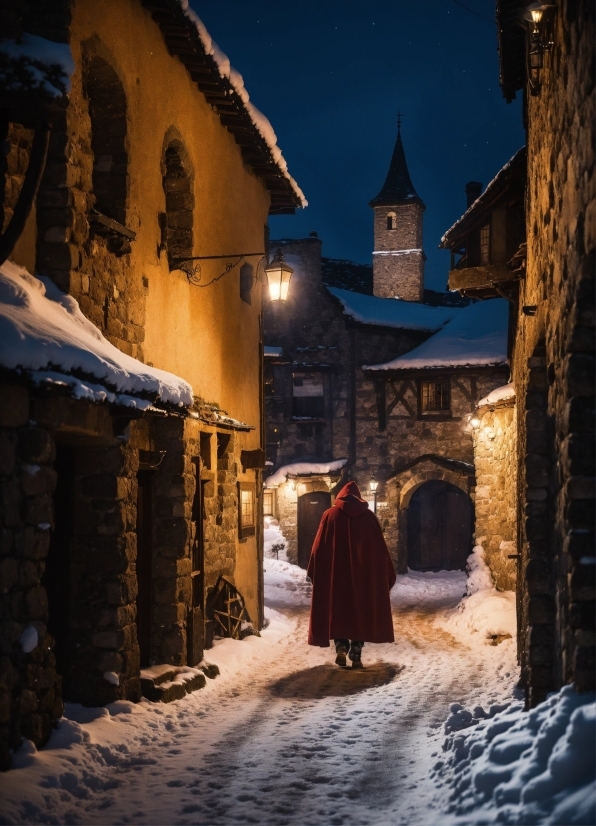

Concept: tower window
[[480, 224, 490, 265], [387, 211, 397, 230]]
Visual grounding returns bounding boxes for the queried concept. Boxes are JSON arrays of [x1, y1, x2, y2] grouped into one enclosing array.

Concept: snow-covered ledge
[[476, 382, 515, 408], [0, 261, 192, 411], [264, 459, 347, 488]]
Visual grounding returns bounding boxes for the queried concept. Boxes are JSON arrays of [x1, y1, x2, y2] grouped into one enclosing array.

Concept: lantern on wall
[[264, 248, 294, 302], [369, 475, 379, 513]]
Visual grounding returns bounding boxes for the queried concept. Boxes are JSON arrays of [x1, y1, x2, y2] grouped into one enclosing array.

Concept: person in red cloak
[[307, 480, 396, 668]]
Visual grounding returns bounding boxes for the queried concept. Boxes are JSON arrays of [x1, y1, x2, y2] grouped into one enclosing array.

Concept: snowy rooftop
[[0, 33, 74, 99], [365, 299, 509, 371], [177, 1, 306, 210], [0, 261, 192, 410], [264, 346, 283, 358], [440, 147, 526, 247], [265, 459, 347, 487], [477, 382, 515, 408], [327, 287, 461, 332]]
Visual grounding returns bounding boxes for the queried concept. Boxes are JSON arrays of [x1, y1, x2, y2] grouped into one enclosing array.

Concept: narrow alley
[[0, 561, 517, 826]]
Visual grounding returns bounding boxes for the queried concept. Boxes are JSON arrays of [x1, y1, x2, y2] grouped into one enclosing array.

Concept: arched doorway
[[407, 480, 473, 571], [297, 491, 331, 569]]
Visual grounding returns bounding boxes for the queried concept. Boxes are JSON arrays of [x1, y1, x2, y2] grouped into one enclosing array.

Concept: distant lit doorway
[[297, 491, 331, 569], [407, 480, 473, 571]]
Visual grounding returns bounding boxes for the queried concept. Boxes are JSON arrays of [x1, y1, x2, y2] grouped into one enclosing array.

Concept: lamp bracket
[[170, 252, 266, 287]]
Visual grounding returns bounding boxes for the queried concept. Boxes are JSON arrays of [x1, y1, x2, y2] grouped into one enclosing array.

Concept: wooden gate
[[407, 480, 472, 571], [297, 491, 331, 569]]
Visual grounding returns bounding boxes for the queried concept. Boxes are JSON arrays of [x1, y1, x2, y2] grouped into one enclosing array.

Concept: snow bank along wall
[[472, 395, 517, 592], [511, 1, 595, 705], [0, 0, 306, 767]]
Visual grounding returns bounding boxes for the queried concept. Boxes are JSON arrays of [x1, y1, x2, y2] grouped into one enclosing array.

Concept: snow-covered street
[[0, 554, 521, 826]]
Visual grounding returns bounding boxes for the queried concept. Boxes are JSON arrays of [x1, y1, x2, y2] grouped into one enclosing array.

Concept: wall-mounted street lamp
[[170, 247, 294, 303], [470, 416, 481, 430], [264, 248, 294, 303], [524, 2, 556, 92], [370, 475, 379, 513]]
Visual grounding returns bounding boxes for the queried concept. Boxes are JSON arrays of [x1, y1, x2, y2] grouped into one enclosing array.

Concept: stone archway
[[407, 480, 473, 571], [387, 455, 475, 573]]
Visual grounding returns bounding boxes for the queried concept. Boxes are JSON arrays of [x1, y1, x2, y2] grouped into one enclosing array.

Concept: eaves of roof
[[141, 0, 302, 214], [440, 146, 526, 249], [496, 0, 528, 102]]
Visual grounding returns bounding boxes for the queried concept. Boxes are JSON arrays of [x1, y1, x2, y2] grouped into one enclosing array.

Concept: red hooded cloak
[[307, 481, 397, 647]]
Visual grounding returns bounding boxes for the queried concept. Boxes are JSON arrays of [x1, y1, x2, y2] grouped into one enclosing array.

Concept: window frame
[[480, 223, 491, 265], [291, 371, 325, 420], [418, 378, 451, 417], [263, 489, 275, 518], [238, 482, 256, 539]]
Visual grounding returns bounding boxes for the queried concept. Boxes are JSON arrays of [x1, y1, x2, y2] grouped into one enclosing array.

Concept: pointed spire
[[369, 121, 424, 208]]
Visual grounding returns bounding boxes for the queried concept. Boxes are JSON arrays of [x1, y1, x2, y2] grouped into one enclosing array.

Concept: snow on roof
[[440, 147, 526, 247], [0, 33, 74, 98], [477, 382, 515, 408], [0, 261, 192, 408], [178, 1, 306, 209], [327, 287, 461, 332], [264, 346, 282, 358], [365, 299, 509, 371], [265, 459, 347, 487]]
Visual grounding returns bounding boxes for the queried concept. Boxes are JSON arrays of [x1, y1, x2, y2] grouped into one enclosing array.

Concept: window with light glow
[[263, 490, 274, 517], [420, 380, 451, 414], [238, 483, 255, 538]]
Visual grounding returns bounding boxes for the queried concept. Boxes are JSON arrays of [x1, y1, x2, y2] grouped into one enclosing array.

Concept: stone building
[[369, 121, 426, 302], [444, 0, 594, 706], [0, 0, 303, 767], [264, 127, 509, 575]]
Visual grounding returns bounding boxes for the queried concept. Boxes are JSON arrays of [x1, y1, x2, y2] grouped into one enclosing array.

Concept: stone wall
[[0, 385, 62, 771], [473, 400, 517, 591], [264, 237, 509, 573], [372, 203, 424, 301], [514, 0, 595, 704]]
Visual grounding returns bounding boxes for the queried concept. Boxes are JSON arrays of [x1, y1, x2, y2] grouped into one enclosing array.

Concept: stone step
[[140, 662, 220, 703]]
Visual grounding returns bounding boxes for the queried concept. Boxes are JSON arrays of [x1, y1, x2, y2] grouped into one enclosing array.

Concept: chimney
[[465, 181, 483, 208]]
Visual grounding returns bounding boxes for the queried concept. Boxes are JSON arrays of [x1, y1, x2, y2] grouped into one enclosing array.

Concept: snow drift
[[436, 685, 596, 825], [0, 260, 193, 408]]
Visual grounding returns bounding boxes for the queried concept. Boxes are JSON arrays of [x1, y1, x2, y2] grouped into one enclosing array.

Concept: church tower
[[370, 119, 425, 301]]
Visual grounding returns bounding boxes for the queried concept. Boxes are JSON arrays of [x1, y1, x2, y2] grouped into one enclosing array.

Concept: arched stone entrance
[[407, 480, 473, 570], [388, 455, 476, 573]]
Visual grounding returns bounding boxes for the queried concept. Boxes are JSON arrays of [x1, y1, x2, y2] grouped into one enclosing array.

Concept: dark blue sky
[[194, 0, 525, 291]]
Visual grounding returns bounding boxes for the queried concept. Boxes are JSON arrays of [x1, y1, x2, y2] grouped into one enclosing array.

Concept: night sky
[[193, 0, 525, 291]]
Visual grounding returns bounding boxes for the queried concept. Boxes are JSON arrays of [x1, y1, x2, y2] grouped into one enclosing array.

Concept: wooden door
[[297, 491, 331, 569], [136, 470, 153, 668], [407, 481, 472, 571]]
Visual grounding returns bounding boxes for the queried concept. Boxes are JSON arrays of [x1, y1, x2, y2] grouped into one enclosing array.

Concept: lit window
[[292, 373, 325, 419], [480, 224, 490, 265], [238, 483, 255, 538], [387, 211, 397, 230], [421, 380, 450, 413], [263, 490, 274, 517]]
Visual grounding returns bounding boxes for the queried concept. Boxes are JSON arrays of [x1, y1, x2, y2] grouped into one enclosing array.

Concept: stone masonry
[[512, 0, 595, 704], [372, 204, 424, 302], [473, 399, 517, 592]]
